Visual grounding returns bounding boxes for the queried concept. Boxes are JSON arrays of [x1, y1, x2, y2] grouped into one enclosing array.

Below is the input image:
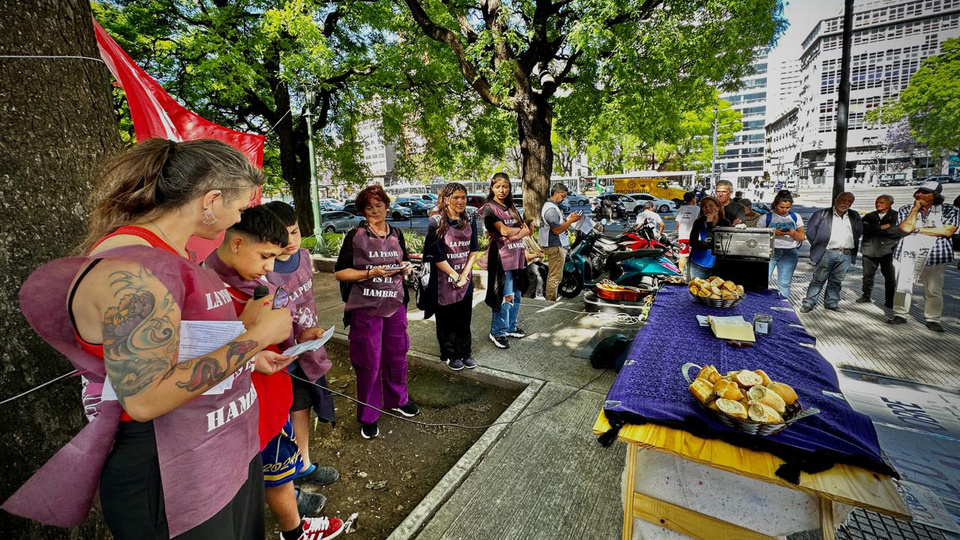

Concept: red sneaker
[[296, 516, 344, 539]]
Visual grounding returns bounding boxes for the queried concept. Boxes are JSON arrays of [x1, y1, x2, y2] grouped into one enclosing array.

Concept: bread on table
[[733, 370, 764, 388], [722, 280, 737, 292], [748, 403, 784, 424], [696, 365, 721, 383], [716, 398, 748, 420], [754, 369, 773, 386], [746, 385, 787, 414], [767, 382, 798, 406], [689, 378, 715, 404], [714, 379, 744, 401]]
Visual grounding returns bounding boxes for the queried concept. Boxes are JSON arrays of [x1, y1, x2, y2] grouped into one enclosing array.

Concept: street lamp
[[303, 88, 325, 254]]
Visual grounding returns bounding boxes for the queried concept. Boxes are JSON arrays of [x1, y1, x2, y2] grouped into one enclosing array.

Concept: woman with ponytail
[[4, 138, 295, 539], [422, 182, 480, 370]]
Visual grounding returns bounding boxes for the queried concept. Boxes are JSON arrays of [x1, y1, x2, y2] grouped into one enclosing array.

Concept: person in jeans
[[888, 181, 959, 332], [482, 172, 531, 349], [539, 183, 580, 301], [800, 192, 862, 313], [765, 190, 805, 299], [857, 194, 900, 308]]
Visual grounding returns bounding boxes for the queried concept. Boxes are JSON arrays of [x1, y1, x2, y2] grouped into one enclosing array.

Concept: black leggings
[[100, 421, 265, 539], [435, 294, 473, 361]]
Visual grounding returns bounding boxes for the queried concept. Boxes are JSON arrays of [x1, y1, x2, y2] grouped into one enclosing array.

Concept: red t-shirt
[[226, 286, 293, 450]]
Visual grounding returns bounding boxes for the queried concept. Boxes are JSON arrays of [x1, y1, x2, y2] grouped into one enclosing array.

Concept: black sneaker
[[462, 356, 477, 369], [392, 401, 421, 417], [360, 422, 380, 440], [887, 316, 907, 325], [825, 305, 845, 313], [926, 321, 945, 333], [446, 358, 465, 371], [489, 333, 510, 349], [294, 463, 340, 487], [295, 488, 327, 517], [799, 305, 813, 313], [505, 328, 526, 338], [855, 296, 871, 303]]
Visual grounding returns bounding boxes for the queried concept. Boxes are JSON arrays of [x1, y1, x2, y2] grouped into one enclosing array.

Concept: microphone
[[253, 285, 269, 300]]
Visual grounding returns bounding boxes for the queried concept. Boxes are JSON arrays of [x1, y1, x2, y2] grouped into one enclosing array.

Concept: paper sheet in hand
[[576, 214, 595, 233], [707, 315, 756, 342], [101, 320, 246, 401], [282, 325, 335, 357]]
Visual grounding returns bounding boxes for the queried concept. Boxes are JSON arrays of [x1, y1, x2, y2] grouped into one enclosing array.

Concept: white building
[[793, 0, 960, 186], [765, 106, 800, 187], [774, 59, 803, 117], [357, 117, 398, 185], [715, 53, 769, 188]]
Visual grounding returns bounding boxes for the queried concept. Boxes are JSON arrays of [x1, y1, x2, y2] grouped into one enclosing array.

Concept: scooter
[[558, 220, 680, 298]]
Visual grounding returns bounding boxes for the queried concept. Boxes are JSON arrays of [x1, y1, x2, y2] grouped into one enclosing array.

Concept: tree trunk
[[0, 1, 120, 538], [516, 94, 553, 226]]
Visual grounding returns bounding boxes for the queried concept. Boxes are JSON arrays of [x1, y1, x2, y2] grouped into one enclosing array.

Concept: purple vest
[[3, 246, 260, 537], [486, 202, 526, 271], [344, 226, 405, 318], [436, 216, 474, 306], [266, 249, 331, 381], [205, 249, 331, 382]]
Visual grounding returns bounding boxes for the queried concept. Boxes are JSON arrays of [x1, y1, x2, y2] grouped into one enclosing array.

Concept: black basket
[[682, 363, 820, 437]]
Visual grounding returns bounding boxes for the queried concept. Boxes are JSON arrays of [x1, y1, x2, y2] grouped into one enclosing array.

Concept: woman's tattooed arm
[[99, 265, 261, 418]]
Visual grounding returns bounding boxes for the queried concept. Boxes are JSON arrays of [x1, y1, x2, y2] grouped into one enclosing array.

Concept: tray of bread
[[688, 277, 745, 308], [683, 362, 820, 436]]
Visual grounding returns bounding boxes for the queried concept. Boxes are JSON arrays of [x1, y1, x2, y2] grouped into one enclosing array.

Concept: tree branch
[[401, 0, 501, 107]]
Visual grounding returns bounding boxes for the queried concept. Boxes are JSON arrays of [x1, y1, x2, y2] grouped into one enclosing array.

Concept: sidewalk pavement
[[311, 259, 959, 539]]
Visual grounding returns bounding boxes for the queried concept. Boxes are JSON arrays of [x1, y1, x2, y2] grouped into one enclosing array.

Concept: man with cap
[[888, 180, 959, 332], [800, 192, 862, 313]]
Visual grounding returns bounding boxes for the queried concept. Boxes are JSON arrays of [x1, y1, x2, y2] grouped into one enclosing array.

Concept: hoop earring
[[202, 207, 218, 226]]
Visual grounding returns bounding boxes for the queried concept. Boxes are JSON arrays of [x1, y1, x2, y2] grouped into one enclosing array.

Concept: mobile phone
[[272, 287, 290, 310]]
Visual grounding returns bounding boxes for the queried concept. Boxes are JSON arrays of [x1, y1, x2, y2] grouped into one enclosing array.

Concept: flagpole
[[304, 88, 325, 253]]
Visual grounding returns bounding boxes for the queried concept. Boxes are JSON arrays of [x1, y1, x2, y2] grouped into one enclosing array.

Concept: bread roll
[[721, 290, 736, 300], [716, 398, 748, 420], [746, 385, 786, 414], [722, 280, 737, 292], [768, 382, 798, 406], [754, 369, 773, 386], [735, 285, 745, 297], [733, 370, 764, 388], [697, 288, 711, 298], [748, 403, 784, 424], [689, 285, 699, 295], [714, 379, 744, 401], [689, 379, 715, 404], [696, 365, 720, 382]]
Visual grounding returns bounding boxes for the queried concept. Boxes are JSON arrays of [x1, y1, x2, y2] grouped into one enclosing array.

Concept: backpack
[[413, 260, 431, 311], [589, 334, 632, 372], [765, 211, 798, 227]]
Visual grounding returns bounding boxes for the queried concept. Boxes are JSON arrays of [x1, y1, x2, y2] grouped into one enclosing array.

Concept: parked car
[[318, 211, 363, 233], [565, 192, 591, 206], [342, 202, 361, 216], [319, 200, 343, 211], [925, 175, 954, 186], [467, 194, 487, 208], [389, 203, 413, 220], [396, 200, 430, 216], [626, 193, 678, 213]]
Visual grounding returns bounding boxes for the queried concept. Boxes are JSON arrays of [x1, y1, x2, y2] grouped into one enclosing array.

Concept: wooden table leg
[[624, 443, 638, 540], [819, 497, 836, 540]]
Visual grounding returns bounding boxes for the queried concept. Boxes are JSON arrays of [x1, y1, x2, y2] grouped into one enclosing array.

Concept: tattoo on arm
[[102, 267, 179, 409], [175, 340, 259, 392]]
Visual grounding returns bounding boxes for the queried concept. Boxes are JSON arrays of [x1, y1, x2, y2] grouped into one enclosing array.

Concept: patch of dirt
[[266, 341, 522, 539]]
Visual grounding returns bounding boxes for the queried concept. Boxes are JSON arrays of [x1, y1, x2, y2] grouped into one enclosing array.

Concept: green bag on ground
[[590, 334, 631, 372]]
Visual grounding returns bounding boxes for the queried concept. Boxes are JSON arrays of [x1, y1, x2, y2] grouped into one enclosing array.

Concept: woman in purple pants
[[334, 185, 420, 439]]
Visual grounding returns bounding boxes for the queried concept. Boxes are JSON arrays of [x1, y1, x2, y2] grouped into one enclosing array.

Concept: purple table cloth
[[601, 285, 897, 483]]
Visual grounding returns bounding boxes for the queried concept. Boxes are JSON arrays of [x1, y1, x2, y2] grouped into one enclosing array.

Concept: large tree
[[0, 1, 120, 537], [95, 0, 384, 236], [890, 37, 960, 161], [397, 0, 785, 221]]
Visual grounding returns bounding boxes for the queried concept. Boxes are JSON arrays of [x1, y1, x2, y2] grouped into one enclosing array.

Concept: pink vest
[[265, 248, 331, 381], [3, 246, 260, 537], [344, 227, 405, 318], [486, 202, 526, 271], [435, 216, 474, 306]]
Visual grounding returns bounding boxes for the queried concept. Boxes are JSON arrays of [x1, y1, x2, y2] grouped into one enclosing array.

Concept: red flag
[[93, 18, 265, 260]]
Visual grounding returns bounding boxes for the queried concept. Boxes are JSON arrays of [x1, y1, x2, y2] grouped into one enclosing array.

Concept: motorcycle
[[558, 220, 680, 299], [616, 223, 676, 256], [593, 200, 628, 221]]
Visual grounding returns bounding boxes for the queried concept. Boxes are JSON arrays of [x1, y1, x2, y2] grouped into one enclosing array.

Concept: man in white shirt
[[675, 192, 700, 273], [635, 202, 664, 237], [800, 192, 862, 313]]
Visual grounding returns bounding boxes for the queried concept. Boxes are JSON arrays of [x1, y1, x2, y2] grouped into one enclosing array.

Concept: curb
[[327, 333, 545, 540]]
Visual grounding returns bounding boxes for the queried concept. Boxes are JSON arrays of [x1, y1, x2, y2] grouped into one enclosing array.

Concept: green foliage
[[891, 37, 960, 157]]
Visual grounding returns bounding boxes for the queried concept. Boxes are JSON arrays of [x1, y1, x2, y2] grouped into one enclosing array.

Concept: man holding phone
[[539, 183, 581, 301]]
